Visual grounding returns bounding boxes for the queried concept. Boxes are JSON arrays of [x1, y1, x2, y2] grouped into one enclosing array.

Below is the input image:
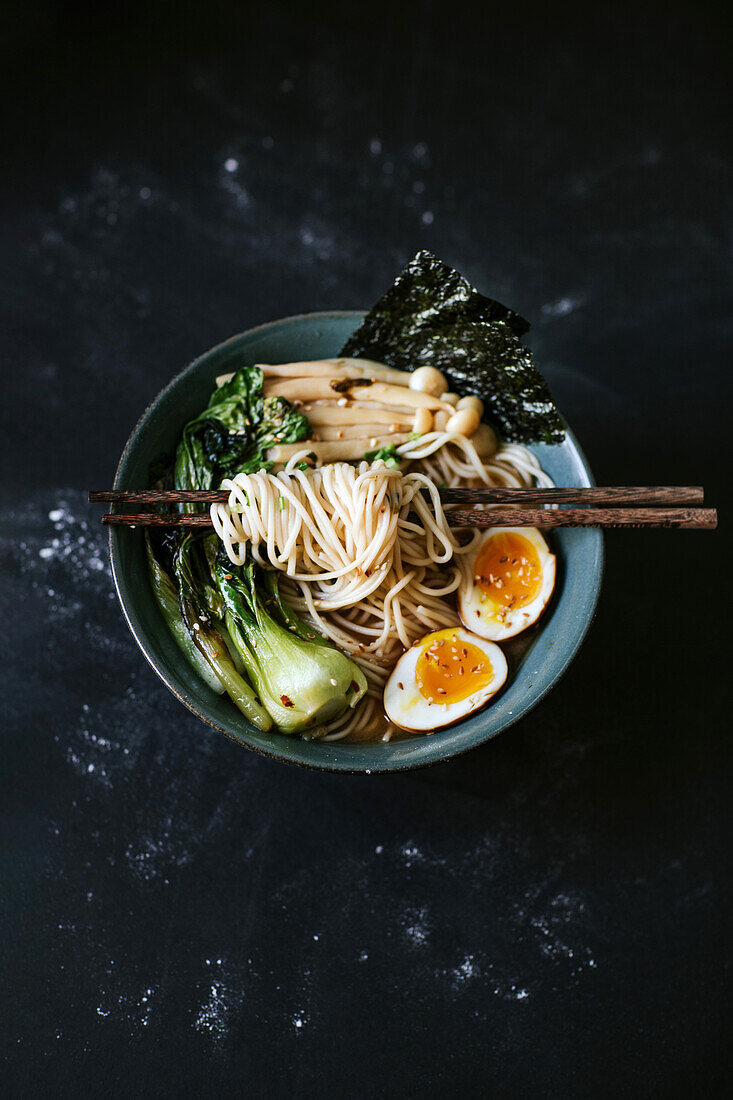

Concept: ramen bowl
[[109, 312, 604, 772]]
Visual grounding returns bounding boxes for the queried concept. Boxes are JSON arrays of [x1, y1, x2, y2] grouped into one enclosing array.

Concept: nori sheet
[[341, 250, 564, 444]]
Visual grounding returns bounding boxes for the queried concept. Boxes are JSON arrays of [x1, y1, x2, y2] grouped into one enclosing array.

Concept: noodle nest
[[211, 431, 552, 741]]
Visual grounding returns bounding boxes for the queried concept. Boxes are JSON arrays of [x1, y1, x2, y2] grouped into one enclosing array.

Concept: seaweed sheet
[[341, 250, 564, 444]]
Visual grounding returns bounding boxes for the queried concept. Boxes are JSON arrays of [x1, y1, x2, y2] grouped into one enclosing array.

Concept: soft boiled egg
[[384, 626, 508, 732], [458, 526, 555, 641]]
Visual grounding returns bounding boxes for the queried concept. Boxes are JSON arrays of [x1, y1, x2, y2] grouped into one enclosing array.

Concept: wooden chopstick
[[101, 507, 717, 529], [90, 486, 705, 506]]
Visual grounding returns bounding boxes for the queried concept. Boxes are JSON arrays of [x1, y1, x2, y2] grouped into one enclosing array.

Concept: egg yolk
[[416, 630, 494, 705], [474, 532, 542, 612]]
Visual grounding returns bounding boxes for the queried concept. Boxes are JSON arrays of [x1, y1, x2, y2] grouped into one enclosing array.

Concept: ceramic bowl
[[109, 312, 603, 772]]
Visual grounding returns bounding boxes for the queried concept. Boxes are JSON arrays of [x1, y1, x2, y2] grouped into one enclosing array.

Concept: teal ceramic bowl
[[110, 312, 603, 772]]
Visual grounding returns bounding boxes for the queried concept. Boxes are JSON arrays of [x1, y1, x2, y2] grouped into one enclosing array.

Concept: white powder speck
[[219, 172, 250, 208], [403, 906, 430, 947], [455, 956, 475, 982], [359, 951, 368, 961], [139, 186, 151, 200], [369, 138, 382, 155], [292, 1011, 307, 1030], [400, 843, 425, 867], [224, 158, 238, 173], [49, 509, 64, 522], [413, 142, 428, 159], [421, 210, 434, 225], [375, 845, 383, 854], [195, 984, 229, 1042], [541, 296, 582, 317]]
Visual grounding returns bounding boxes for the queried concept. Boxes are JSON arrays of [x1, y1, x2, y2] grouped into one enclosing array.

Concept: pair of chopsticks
[[89, 487, 717, 529]]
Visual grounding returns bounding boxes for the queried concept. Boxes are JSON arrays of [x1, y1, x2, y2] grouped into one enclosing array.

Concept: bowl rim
[[109, 311, 604, 773]]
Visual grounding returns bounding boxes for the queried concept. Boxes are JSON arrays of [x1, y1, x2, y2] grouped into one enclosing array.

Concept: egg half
[[458, 526, 555, 641], [383, 626, 508, 732]]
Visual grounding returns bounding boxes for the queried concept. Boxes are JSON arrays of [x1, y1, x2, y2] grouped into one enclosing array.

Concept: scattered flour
[[195, 983, 230, 1042], [541, 295, 584, 317], [403, 906, 430, 948], [453, 956, 476, 983]]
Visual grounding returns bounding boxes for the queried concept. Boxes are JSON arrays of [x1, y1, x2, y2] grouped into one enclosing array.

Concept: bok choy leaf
[[213, 555, 367, 734]]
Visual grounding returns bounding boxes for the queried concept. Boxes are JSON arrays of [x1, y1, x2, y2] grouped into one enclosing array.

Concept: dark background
[[2, 1, 731, 1095]]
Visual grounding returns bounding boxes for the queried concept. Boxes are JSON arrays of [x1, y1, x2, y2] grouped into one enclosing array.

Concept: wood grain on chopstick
[[90, 489, 227, 504], [444, 507, 717, 529], [102, 507, 718, 529], [90, 485, 705, 507], [436, 486, 704, 506]]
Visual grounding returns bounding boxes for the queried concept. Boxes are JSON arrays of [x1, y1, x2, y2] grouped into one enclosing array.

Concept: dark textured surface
[[1, 1, 731, 1096]]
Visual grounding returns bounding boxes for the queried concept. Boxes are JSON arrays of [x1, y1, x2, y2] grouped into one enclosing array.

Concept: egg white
[[383, 626, 508, 732], [458, 526, 556, 641]]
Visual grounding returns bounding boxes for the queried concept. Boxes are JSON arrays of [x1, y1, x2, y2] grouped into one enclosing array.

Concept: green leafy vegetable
[[145, 533, 224, 695], [259, 569, 327, 644], [214, 555, 367, 734], [171, 533, 273, 731], [363, 443, 400, 468], [341, 250, 564, 444], [174, 364, 311, 508]]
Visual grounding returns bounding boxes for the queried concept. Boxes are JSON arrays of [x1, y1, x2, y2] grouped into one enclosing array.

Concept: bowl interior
[[110, 312, 603, 772]]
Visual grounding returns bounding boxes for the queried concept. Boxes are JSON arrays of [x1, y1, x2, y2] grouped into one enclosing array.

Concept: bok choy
[[174, 364, 311, 502], [146, 363, 367, 736], [214, 555, 367, 734]]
